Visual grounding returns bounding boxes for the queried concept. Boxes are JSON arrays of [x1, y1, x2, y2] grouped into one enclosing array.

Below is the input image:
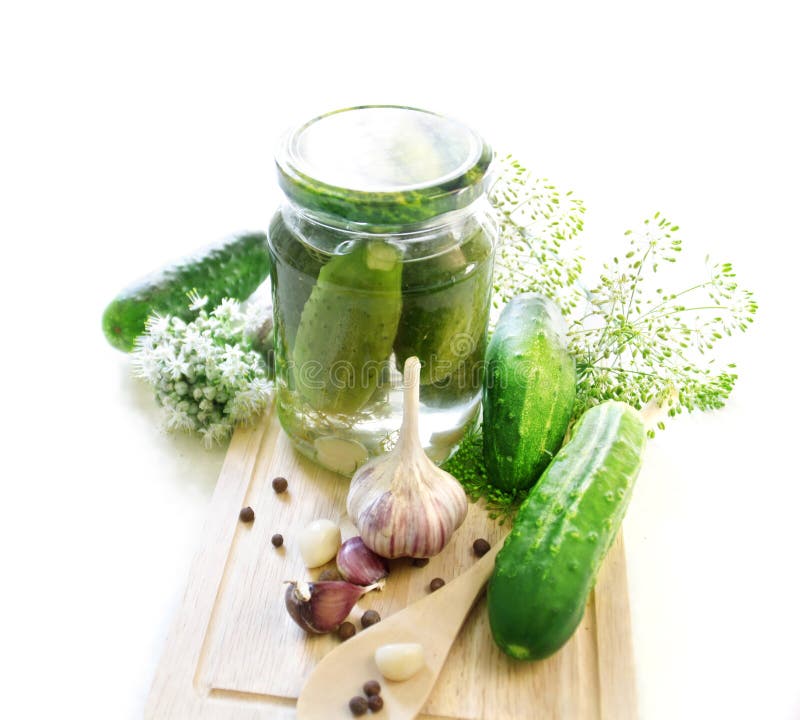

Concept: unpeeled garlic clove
[[337, 536, 389, 586], [374, 642, 425, 681], [347, 357, 468, 559], [284, 580, 378, 634]]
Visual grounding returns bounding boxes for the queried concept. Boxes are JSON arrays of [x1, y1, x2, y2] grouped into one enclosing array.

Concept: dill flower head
[[131, 294, 271, 447]]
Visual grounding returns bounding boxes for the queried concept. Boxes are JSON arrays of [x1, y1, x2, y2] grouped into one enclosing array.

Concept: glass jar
[[268, 106, 496, 474]]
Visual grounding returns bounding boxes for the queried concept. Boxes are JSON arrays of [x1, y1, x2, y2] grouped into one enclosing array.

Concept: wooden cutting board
[[146, 399, 637, 719]]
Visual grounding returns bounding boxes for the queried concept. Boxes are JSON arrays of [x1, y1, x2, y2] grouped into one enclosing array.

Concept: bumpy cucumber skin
[[488, 401, 647, 661], [393, 228, 494, 387], [292, 240, 402, 415], [101, 232, 271, 351], [482, 294, 577, 492]]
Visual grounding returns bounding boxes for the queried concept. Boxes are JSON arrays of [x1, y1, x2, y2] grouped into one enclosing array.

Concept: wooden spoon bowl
[[296, 540, 503, 720]]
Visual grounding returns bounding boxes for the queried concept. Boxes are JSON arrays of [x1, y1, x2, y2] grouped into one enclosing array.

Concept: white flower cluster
[[131, 295, 271, 447]]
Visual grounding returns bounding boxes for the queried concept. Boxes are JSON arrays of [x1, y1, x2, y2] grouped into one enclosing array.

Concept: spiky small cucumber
[[482, 293, 577, 492], [488, 400, 647, 660], [292, 240, 402, 414], [101, 232, 270, 351]]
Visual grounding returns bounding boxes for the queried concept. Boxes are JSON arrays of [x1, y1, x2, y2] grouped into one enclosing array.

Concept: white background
[[1, 1, 798, 718]]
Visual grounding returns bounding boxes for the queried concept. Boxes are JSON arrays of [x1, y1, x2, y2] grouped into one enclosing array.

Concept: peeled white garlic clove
[[374, 642, 425, 681], [314, 436, 368, 475], [298, 519, 342, 568], [347, 357, 468, 559]]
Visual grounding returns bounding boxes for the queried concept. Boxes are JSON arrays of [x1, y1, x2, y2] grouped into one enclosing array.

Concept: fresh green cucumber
[[292, 239, 402, 414], [482, 293, 577, 492], [488, 400, 647, 660], [102, 232, 271, 351]]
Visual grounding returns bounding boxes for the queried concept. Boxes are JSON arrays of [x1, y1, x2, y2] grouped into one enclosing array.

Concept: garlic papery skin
[[337, 536, 389, 586], [346, 356, 468, 559], [284, 580, 379, 634]]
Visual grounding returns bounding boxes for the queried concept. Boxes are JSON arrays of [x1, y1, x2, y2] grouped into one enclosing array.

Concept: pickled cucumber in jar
[[292, 239, 402, 415], [394, 226, 493, 387], [268, 212, 325, 357]]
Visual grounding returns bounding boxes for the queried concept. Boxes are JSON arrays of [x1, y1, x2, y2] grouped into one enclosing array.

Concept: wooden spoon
[[296, 539, 503, 720]]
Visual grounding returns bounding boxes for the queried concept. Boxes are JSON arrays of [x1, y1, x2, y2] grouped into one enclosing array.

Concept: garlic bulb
[[346, 356, 468, 558]]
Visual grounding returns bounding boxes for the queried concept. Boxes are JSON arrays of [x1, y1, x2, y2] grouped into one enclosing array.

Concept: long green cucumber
[[102, 232, 270, 351], [488, 400, 647, 660], [482, 293, 577, 492], [292, 239, 402, 414]]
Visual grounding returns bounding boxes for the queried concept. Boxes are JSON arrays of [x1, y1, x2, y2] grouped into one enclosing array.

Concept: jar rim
[[275, 105, 493, 226]]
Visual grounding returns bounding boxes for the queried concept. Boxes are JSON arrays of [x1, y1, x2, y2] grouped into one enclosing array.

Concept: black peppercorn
[[472, 538, 491, 557], [361, 610, 381, 628], [239, 506, 255, 523], [271, 533, 283, 548], [337, 621, 356, 640], [272, 476, 288, 493], [367, 695, 383, 712], [411, 557, 429, 568], [349, 696, 368, 715], [429, 577, 445, 592], [363, 679, 381, 697]]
